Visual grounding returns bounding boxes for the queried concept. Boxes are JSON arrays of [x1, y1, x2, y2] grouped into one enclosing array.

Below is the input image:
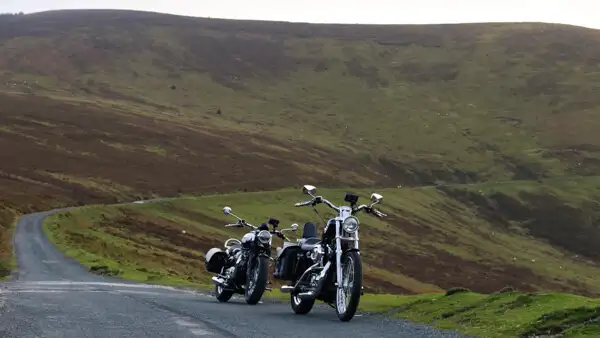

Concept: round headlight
[[342, 216, 360, 233], [257, 230, 272, 244]]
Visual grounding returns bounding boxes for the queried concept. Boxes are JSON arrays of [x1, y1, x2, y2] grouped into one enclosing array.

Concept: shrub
[[445, 286, 471, 296]]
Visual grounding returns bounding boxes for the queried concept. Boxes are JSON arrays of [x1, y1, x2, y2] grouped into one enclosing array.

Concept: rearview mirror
[[223, 206, 232, 215], [370, 193, 383, 204], [302, 185, 317, 196], [290, 223, 299, 231]]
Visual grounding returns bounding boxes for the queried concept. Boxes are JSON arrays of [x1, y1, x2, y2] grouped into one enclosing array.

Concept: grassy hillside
[[3, 10, 600, 282], [44, 178, 600, 296], [0, 91, 376, 278], [2, 10, 600, 185]]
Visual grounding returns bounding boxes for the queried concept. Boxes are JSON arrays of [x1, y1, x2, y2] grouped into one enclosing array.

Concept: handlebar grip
[[295, 200, 311, 207], [374, 210, 387, 218]]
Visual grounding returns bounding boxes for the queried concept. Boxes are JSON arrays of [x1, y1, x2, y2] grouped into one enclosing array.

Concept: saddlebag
[[205, 248, 227, 274], [273, 245, 302, 281]]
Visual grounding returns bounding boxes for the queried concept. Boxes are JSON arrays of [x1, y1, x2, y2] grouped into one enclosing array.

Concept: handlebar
[[270, 229, 290, 241], [294, 196, 340, 212], [295, 196, 387, 219], [225, 222, 292, 241], [224, 221, 257, 229]]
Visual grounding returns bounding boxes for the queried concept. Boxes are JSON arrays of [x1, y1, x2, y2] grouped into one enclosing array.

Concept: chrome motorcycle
[[274, 185, 387, 321], [205, 206, 295, 305]]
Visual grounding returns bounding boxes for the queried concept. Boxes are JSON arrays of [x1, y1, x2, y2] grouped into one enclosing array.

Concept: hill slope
[[44, 179, 600, 296], [2, 10, 600, 185], [2, 10, 600, 283]]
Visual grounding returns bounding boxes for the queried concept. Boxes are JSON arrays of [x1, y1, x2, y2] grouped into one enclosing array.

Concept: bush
[[445, 286, 471, 296], [0, 259, 11, 278]]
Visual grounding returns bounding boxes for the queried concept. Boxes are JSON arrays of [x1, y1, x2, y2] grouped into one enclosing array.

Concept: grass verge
[[43, 182, 600, 296], [362, 291, 600, 338], [0, 211, 19, 280]]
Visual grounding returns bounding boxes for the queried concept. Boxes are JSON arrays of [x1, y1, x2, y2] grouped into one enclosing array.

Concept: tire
[[244, 256, 268, 305], [290, 292, 315, 315], [335, 251, 363, 322], [215, 283, 234, 302]]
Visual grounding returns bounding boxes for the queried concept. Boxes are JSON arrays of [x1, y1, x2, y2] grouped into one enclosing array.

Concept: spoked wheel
[[335, 251, 363, 322], [244, 256, 268, 305]]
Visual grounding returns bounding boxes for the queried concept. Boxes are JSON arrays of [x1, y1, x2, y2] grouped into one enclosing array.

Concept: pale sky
[[2, 0, 599, 29]]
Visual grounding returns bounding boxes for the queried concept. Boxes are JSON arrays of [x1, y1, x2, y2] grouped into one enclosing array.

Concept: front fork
[[335, 225, 363, 294]]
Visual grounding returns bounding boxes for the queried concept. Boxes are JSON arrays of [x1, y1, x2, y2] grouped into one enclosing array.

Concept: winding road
[[0, 209, 467, 338]]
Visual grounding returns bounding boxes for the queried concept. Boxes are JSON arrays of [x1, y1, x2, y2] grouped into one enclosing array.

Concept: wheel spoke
[[336, 255, 356, 315]]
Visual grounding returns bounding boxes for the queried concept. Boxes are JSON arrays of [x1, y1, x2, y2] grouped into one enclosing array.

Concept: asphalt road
[[0, 210, 468, 338]]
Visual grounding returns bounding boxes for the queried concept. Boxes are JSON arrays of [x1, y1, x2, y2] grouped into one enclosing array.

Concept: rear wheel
[[244, 256, 268, 305], [335, 251, 362, 322]]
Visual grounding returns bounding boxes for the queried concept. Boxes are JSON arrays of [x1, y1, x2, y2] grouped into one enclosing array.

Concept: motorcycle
[[273, 185, 387, 321], [205, 206, 297, 305]]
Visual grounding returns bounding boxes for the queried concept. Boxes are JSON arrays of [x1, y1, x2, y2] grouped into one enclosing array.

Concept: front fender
[[343, 248, 360, 256], [258, 252, 271, 259]]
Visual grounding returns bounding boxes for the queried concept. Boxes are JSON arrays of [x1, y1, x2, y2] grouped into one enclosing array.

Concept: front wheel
[[244, 256, 268, 305], [335, 251, 363, 322]]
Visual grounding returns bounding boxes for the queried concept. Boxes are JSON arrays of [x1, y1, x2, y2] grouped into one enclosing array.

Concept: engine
[[309, 245, 324, 262], [225, 249, 247, 283]]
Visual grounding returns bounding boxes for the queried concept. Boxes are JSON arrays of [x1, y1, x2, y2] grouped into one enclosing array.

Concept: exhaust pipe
[[297, 292, 314, 300], [280, 285, 295, 293], [212, 276, 226, 286]]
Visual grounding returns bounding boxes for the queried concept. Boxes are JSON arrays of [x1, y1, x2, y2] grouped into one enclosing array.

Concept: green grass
[[43, 178, 600, 297], [0, 211, 18, 280], [42, 196, 600, 337], [363, 291, 600, 338]]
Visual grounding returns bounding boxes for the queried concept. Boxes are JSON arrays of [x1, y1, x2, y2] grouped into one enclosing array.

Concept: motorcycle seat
[[299, 237, 320, 251]]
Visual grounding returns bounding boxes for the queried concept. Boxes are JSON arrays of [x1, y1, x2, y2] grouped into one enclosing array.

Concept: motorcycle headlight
[[257, 230, 272, 245], [342, 216, 360, 233]]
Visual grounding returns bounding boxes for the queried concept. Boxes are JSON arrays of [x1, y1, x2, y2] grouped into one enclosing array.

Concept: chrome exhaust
[[297, 292, 314, 300], [280, 285, 295, 293], [211, 276, 226, 286]]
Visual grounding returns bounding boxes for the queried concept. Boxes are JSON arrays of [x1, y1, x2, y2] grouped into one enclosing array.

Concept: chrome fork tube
[[335, 221, 343, 288]]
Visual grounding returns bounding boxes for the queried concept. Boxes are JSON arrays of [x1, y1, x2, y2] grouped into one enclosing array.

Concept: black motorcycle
[[205, 206, 293, 305], [273, 185, 387, 321]]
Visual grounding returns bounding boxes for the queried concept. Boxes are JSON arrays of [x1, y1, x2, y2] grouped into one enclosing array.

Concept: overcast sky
[[2, 0, 599, 29]]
